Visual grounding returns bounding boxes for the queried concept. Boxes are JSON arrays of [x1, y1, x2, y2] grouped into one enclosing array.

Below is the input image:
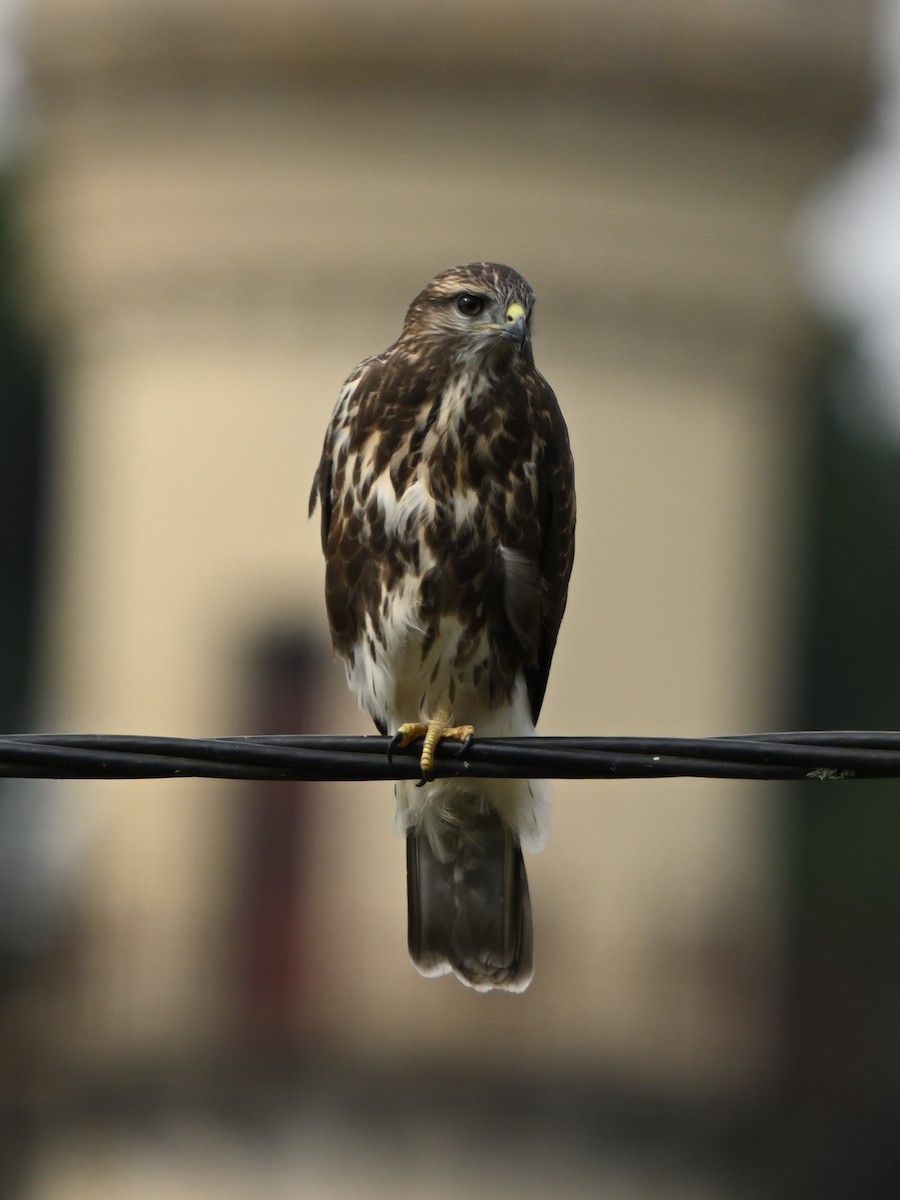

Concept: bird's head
[[400, 262, 536, 368]]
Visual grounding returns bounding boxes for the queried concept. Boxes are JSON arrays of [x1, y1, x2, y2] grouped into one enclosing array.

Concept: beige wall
[[21, 2, 870, 1096]]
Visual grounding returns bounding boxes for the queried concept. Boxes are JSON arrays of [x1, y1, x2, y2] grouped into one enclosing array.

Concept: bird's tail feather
[[406, 810, 533, 992]]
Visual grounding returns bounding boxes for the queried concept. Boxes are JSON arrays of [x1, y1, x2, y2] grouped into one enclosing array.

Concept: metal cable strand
[[1, 731, 900, 782]]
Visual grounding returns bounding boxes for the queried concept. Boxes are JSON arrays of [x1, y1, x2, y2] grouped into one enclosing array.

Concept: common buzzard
[[310, 262, 575, 991]]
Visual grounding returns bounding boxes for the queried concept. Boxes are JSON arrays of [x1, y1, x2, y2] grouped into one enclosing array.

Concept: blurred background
[[1, 0, 898, 1196]]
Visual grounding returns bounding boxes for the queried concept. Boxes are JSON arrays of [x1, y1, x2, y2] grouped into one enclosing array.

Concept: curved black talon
[[386, 732, 404, 766], [416, 764, 434, 788]]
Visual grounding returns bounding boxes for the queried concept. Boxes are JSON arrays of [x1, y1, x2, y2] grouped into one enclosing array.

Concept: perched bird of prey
[[310, 262, 575, 991]]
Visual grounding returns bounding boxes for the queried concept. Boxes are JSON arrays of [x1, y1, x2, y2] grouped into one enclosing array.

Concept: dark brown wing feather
[[524, 374, 576, 724], [308, 356, 374, 546], [309, 354, 391, 661], [309, 454, 332, 552]]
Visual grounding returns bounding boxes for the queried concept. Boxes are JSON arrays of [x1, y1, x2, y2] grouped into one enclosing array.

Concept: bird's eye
[[455, 293, 485, 317]]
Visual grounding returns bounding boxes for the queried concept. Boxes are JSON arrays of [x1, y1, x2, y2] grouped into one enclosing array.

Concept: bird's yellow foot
[[388, 713, 475, 784]]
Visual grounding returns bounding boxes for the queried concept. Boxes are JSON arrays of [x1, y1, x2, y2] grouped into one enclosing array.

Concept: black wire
[[1, 731, 899, 782]]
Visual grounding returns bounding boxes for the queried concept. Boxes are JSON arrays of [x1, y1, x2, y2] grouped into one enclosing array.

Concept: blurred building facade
[[15, 0, 872, 1140]]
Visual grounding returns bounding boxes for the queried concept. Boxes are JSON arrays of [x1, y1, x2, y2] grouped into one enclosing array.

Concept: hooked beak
[[503, 302, 529, 350]]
